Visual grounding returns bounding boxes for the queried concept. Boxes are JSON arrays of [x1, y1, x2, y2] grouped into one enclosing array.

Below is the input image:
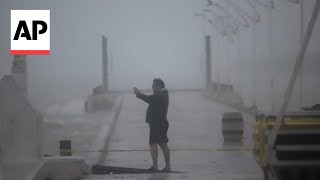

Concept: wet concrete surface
[[83, 91, 263, 179], [42, 97, 116, 164]]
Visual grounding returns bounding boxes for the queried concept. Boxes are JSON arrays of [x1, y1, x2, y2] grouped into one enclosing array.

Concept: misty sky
[[0, 0, 319, 113]]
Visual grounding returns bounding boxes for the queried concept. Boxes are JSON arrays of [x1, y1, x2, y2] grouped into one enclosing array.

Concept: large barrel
[[222, 112, 244, 142]]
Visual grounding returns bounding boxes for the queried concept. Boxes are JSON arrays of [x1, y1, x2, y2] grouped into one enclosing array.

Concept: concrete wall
[[0, 75, 42, 180], [32, 157, 89, 180]]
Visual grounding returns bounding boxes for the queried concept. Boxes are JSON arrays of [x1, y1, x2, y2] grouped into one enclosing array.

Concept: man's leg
[[160, 143, 171, 171], [150, 144, 158, 170]]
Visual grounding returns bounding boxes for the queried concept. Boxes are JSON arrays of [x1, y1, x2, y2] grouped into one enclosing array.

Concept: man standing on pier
[[134, 78, 171, 172]]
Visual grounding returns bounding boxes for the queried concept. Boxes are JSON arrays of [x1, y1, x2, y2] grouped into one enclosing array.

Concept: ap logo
[[11, 10, 50, 55]]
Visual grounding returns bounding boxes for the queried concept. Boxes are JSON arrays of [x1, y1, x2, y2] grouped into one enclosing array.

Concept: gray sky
[[0, 0, 319, 112]]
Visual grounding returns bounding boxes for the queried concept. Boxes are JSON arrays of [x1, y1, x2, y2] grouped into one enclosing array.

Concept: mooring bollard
[[60, 140, 72, 156], [222, 112, 244, 142]]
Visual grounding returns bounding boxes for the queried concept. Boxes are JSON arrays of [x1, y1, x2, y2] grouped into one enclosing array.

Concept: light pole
[[299, 0, 304, 109], [195, 13, 212, 89], [269, 4, 275, 114], [236, 30, 242, 99], [203, 7, 239, 90], [194, 13, 207, 38], [250, 0, 258, 110]]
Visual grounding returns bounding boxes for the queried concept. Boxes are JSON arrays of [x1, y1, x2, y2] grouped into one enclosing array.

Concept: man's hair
[[153, 78, 165, 88]]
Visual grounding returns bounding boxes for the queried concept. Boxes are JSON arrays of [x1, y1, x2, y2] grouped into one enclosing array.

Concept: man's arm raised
[[134, 87, 152, 104]]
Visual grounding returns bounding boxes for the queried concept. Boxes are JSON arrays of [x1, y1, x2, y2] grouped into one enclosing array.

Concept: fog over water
[[0, 0, 319, 113]]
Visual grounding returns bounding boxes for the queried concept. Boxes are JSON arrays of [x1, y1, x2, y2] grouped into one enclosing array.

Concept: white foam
[[44, 98, 85, 116]]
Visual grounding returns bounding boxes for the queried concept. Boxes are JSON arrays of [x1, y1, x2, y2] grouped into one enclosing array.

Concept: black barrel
[[60, 140, 72, 156]]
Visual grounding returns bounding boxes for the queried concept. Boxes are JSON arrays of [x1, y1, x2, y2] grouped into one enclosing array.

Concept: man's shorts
[[149, 121, 169, 145]]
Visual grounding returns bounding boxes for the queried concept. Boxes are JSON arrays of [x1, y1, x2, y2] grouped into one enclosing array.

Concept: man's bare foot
[[148, 166, 159, 171], [160, 167, 171, 172]]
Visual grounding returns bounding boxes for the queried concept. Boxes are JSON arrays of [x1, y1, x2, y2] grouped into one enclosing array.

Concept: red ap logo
[[11, 10, 50, 55]]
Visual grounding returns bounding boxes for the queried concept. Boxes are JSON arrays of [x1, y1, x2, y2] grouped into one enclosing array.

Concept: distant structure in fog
[[102, 35, 108, 91], [84, 35, 114, 113], [11, 55, 27, 95], [205, 35, 212, 89]]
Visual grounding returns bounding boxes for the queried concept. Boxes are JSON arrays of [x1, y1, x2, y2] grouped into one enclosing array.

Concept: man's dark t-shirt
[[136, 88, 169, 144]]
